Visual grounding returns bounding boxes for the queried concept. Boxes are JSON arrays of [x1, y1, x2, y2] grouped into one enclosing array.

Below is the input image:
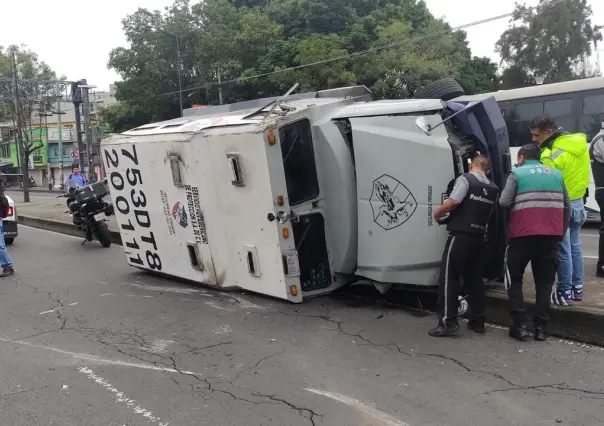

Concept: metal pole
[[81, 79, 94, 180], [56, 82, 64, 185], [72, 81, 85, 171], [176, 38, 183, 117]]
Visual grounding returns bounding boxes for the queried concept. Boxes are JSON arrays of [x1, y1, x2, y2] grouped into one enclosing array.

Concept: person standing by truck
[[429, 154, 499, 337], [530, 116, 590, 305], [0, 180, 14, 277], [499, 145, 570, 341], [589, 117, 604, 278]]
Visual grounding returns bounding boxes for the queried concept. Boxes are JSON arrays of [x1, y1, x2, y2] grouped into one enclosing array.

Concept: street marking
[[306, 388, 409, 426], [100, 293, 115, 297], [78, 367, 169, 425], [69, 302, 78, 306], [229, 295, 263, 309], [580, 233, 599, 238], [214, 325, 232, 334], [39, 309, 56, 315], [205, 302, 235, 312], [0, 337, 202, 375], [20, 225, 120, 247], [130, 283, 200, 295]]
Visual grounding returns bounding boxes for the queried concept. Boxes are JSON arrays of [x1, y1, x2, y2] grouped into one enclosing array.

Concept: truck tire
[[94, 222, 112, 248], [412, 78, 465, 101], [5, 238, 14, 245]]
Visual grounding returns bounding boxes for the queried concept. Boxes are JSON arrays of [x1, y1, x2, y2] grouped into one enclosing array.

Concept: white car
[[3, 195, 17, 245]]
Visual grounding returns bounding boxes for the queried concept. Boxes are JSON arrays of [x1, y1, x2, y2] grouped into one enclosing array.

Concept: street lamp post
[[151, 27, 183, 117]]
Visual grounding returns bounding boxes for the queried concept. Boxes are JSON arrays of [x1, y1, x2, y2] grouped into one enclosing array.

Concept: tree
[[108, 0, 501, 128], [0, 45, 58, 202], [496, 0, 602, 86]]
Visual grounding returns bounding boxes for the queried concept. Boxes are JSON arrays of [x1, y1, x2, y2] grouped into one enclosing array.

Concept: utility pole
[[80, 79, 95, 181], [218, 70, 223, 105], [55, 81, 65, 186], [71, 82, 85, 172]]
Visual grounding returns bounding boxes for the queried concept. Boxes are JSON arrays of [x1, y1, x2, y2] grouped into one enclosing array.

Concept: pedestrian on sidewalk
[[589, 117, 604, 278], [429, 154, 499, 337], [499, 145, 570, 341], [0, 181, 15, 277], [66, 164, 88, 187], [530, 116, 590, 305]]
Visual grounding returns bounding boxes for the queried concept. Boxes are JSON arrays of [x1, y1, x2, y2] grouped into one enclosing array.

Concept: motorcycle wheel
[[94, 221, 112, 248]]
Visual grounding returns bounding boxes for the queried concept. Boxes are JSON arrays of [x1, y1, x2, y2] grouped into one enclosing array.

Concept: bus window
[[580, 94, 604, 140], [514, 102, 544, 121], [279, 119, 320, 206], [544, 98, 573, 117]]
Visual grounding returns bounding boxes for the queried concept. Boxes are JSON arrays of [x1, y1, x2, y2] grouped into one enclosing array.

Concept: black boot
[[534, 327, 547, 342], [509, 324, 530, 341], [429, 321, 460, 337], [467, 319, 486, 334]]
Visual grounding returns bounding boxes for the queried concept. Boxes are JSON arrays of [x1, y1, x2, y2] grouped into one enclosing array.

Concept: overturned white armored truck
[[101, 80, 511, 303]]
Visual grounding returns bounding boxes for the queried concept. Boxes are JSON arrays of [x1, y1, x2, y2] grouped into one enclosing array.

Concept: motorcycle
[[60, 179, 115, 247]]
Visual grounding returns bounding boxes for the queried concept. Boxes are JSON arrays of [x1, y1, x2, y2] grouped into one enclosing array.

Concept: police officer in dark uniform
[[429, 154, 499, 337], [589, 117, 604, 277]]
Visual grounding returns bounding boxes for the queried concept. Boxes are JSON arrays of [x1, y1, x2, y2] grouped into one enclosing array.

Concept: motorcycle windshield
[[65, 180, 82, 194]]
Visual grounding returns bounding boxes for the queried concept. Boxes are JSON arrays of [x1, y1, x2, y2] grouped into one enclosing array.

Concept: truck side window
[[279, 119, 320, 206]]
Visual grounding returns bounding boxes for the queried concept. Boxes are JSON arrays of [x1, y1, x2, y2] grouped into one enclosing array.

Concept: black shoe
[[597, 267, 604, 278], [429, 322, 460, 337], [468, 320, 486, 334], [509, 325, 530, 341], [534, 327, 547, 342], [0, 267, 14, 277]]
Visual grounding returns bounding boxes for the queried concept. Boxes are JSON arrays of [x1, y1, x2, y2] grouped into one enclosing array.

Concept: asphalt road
[[1, 225, 603, 425]]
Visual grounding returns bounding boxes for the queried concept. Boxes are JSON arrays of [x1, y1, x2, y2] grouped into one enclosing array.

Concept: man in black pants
[[499, 145, 570, 341], [589, 118, 604, 277], [430, 154, 499, 337]]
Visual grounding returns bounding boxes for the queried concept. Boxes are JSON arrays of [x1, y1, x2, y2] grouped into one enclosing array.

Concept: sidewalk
[[15, 200, 604, 344]]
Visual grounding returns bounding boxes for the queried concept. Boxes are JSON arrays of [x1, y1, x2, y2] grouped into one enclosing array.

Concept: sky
[[0, 0, 602, 91]]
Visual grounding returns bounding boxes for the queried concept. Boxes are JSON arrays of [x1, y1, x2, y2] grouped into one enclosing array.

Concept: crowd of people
[[430, 115, 601, 342]]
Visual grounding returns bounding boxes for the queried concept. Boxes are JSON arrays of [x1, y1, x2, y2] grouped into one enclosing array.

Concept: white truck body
[[102, 86, 510, 302]]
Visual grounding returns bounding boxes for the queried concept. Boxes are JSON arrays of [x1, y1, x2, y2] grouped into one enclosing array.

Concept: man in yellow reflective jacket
[[530, 116, 591, 306]]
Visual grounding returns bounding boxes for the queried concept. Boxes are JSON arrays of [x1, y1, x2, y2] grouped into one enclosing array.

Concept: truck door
[[269, 118, 335, 298], [349, 114, 454, 286]]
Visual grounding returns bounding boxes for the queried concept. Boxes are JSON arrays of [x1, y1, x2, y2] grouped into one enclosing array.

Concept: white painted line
[[39, 309, 56, 315], [306, 388, 409, 426], [100, 293, 114, 297], [229, 295, 263, 309], [213, 325, 232, 335], [580, 233, 599, 238], [20, 224, 120, 246], [69, 302, 79, 306], [205, 301, 235, 312], [0, 337, 202, 376], [130, 283, 200, 295], [584, 255, 598, 259], [78, 367, 169, 425]]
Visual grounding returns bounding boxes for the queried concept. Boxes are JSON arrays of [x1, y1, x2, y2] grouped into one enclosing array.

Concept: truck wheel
[[5, 238, 14, 245], [94, 222, 112, 248], [412, 78, 465, 101]]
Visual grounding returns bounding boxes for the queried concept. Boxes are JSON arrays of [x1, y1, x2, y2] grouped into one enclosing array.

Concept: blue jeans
[[557, 199, 586, 293], [0, 221, 13, 269]]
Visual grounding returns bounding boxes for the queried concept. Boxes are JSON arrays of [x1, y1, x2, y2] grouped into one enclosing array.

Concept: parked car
[[3, 195, 17, 245]]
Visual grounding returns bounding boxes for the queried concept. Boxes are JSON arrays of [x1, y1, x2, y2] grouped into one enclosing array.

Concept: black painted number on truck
[[104, 145, 162, 271]]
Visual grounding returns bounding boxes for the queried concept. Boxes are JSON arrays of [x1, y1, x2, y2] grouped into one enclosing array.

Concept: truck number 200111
[[103, 145, 162, 271]]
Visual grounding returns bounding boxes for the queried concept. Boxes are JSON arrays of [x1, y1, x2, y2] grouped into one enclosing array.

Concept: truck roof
[[121, 99, 446, 138]]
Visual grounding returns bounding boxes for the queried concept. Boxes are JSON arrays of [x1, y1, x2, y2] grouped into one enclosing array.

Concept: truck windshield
[[279, 119, 320, 205]]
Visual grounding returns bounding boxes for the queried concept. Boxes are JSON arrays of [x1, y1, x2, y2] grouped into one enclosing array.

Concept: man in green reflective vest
[[530, 116, 591, 306]]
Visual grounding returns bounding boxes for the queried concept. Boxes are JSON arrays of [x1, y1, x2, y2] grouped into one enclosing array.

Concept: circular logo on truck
[[172, 202, 188, 228], [370, 174, 418, 230]]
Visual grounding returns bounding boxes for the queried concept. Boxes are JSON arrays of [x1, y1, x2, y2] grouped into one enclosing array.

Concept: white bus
[[455, 76, 604, 222]]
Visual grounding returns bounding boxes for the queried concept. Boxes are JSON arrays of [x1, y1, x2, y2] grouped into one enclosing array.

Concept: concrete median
[[19, 215, 122, 246]]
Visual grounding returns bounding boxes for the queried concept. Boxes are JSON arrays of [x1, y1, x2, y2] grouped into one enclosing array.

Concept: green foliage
[[107, 0, 501, 129], [496, 0, 602, 86]]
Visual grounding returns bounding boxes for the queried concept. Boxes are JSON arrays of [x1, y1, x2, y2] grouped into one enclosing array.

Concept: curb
[[485, 288, 604, 346], [16, 215, 604, 346], [19, 215, 122, 246]]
